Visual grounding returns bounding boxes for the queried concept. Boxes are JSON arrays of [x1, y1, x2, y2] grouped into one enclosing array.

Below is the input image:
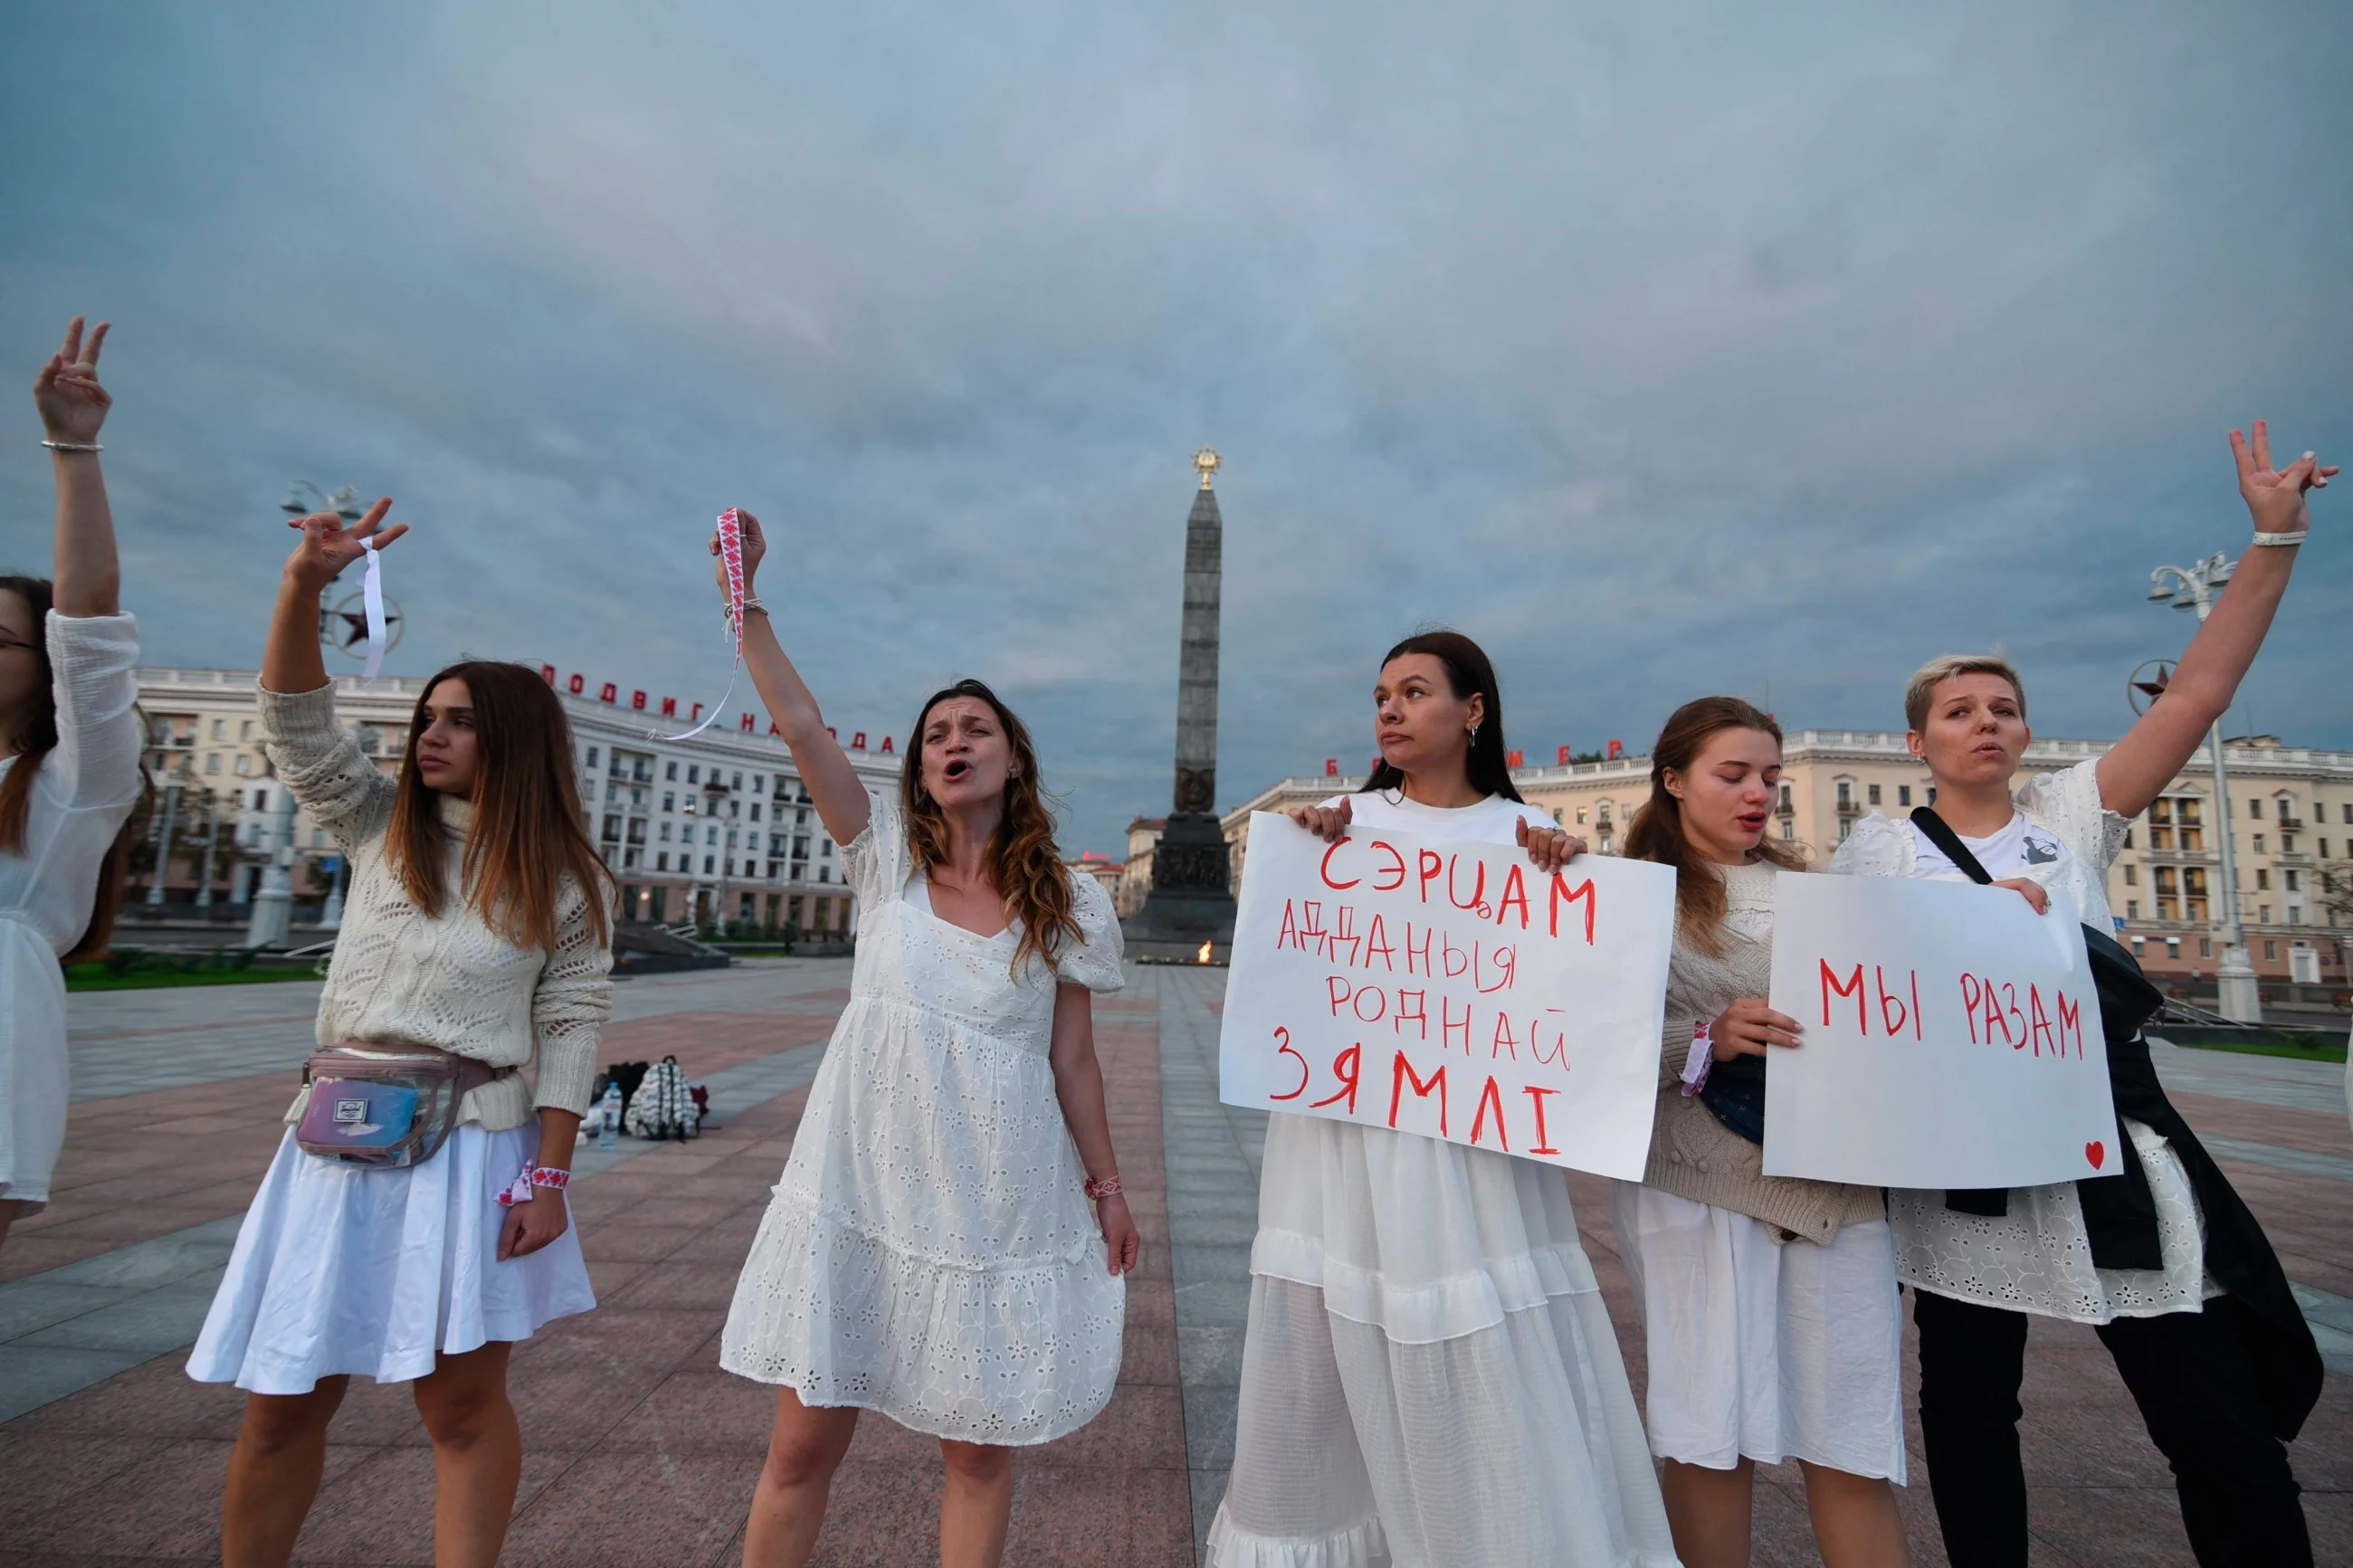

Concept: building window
[[2285, 870, 2301, 892], [750, 803, 761, 822], [1777, 784, 1792, 810], [240, 719, 253, 740], [2122, 865, 2138, 887], [703, 855, 714, 874], [2127, 899, 2139, 919], [2264, 940, 2278, 961], [657, 852, 669, 870], [2167, 937, 2181, 959], [2122, 828, 2133, 849], [1867, 784, 1881, 805], [2344, 804, 2352, 824], [2131, 937, 2146, 956], [666, 761, 678, 781], [2200, 937, 2212, 957], [688, 765, 700, 784], [659, 823, 672, 842], [586, 746, 599, 768], [1780, 820, 1795, 841], [1575, 808, 1587, 825], [2259, 905, 2271, 924], [1836, 779, 1853, 807], [1898, 785, 1912, 807], [2289, 907, 2303, 925], [2256, 869, 2270, 891], [2251, 797, 2263, 819], [205, 754, 221, 774], [210, 718, 225, 739], [2252, 832, 2265, 854], [235, 755, 252, 776]]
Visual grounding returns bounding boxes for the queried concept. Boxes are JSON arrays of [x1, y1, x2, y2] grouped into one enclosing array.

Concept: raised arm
[[263, 499, 406, 695], [727, 511, 872, 845], [36, 318, 118, 617], [2096, 422, 2333, 820]]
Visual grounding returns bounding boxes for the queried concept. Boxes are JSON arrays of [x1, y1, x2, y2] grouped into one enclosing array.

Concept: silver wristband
[[2250, 530, 2307, 548], [41, 439, 102, 453]]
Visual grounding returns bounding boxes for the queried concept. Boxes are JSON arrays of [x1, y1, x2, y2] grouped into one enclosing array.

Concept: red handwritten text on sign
[[1218, 813, 1676, 1180]]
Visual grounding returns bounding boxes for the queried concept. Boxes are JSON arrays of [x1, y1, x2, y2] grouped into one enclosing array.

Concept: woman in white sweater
[[188, 503, 614, 1568], [1, 317, 145, 1251]]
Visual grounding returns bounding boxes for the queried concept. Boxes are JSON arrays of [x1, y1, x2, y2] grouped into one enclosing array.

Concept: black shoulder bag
[[1909, 805, 2322, 1440]]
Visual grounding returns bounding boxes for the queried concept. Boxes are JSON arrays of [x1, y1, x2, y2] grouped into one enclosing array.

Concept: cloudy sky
[[5, 2, 2348, 853]]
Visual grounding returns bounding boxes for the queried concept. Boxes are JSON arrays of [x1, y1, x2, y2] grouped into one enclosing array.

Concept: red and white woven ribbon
[[651, 508, 745, 741]]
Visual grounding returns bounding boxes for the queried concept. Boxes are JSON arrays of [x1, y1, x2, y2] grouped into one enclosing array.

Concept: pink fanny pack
[[295, 1044, 510, 1168]]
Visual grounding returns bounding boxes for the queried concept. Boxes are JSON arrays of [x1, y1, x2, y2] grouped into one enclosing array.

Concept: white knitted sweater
[[262, 682, 611, 1130]]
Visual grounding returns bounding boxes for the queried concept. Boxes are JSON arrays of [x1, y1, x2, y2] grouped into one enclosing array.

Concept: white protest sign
[[1218, 813, 1677, 1179], [1764, 871, 2114, 1189]]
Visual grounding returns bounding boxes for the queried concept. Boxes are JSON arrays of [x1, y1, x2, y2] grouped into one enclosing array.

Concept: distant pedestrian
[[1616, 698, 1910, 1568], [0, 317, 144, 1254], [188, 504, 614, 1568], [712, 512, 1138, 1568], [1209, 630, 1677, 1568], [1833, 422, 2331, 1568]]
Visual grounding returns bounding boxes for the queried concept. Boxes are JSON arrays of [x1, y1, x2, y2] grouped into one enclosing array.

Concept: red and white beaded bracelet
[[496, 1165, 573, 1206], [1083, 1174, 1123, 1200]]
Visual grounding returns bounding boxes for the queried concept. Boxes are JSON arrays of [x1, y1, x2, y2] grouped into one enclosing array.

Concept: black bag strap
[[1909, 806, 1994, 885]]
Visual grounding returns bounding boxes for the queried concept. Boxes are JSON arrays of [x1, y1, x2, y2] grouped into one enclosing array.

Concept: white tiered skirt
[[187, 1126, 595, 1395], [1207, 1116, 1678, 1568]]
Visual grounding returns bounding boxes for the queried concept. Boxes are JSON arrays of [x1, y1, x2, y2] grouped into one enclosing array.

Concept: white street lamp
[[2147, 552, 2262, 1023], [146, 777, 183, 908]]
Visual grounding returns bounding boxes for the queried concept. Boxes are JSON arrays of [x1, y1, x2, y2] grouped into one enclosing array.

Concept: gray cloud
[[3, 0, 2346, 853]]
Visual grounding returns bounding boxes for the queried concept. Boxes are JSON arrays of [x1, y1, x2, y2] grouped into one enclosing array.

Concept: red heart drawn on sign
[[2085, 1141, 2106, 1171]]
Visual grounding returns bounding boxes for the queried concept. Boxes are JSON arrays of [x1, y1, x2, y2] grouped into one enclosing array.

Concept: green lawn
[[64, 965, 320, 993], [2167, 1032, 2348, 1065]]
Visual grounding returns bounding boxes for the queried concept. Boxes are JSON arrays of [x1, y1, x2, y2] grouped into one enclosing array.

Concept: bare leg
[[412, 1342, 520, 1568], [938, 1440, 1013, 1568], [223, 1377, 349, 1567], [0, 1197, 21, 1253], [740, 1387, 861, 1568], [1797, 1460, 1911, 1568], [1661, 1456, 1756, 1568]]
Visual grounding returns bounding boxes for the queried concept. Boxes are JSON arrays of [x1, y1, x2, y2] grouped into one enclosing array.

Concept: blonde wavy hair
[[901, 679, 1081, 976]]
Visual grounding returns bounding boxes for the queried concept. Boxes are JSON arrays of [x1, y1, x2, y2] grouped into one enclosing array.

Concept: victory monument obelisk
[[1126, 448, 1238, 958]]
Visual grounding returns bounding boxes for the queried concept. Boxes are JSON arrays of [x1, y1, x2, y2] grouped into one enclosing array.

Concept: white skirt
[[1209, 1116, 1677, 1568], [1611, 1182, 1906, 1482], [188, 1126, 595, 1395]]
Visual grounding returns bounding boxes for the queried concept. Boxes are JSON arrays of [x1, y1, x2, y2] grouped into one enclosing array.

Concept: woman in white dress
[[1831, 423, 2331, 1567], [1210, 630, 1678, 1568], [188, 503, 611, 1568], [715, 512, 1138, 1568], [1615, 698, 1908, 1568], [0, 316, 145, 1251]]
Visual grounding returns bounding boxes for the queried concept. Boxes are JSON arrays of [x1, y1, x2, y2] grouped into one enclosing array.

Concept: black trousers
[[1913, 1288, 2310, 1568]]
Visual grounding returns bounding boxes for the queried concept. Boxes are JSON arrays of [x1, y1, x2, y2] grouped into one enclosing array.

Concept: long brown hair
[[1363, 629, 1525, 803], [0, 574, 146, 961], [900, 679, 1081, 976], [1624, 697, 1805, 954], [386, 660, 612, 951]]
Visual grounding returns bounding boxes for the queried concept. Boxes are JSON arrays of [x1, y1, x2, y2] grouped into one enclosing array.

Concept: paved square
[[2, 960, 2346, 1564]]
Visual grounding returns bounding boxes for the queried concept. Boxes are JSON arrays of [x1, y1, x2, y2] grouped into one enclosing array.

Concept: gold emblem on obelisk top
[[1193, 447, 1221, 489]]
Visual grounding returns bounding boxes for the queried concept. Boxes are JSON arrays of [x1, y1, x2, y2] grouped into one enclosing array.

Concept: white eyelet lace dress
[[719, 794, 1128, 1444], [1830, 759, 2212, 1325], [0, 613, 142, 1213], [1208, 792, 1678, 1568]]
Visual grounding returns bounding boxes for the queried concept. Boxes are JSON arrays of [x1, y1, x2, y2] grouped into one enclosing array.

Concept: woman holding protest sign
[[190, 502, 613, 1568], [1617, 698, 1910, 1568], [1833, 423, 2330, 1567], [1207, 631, 1676, 1568], [712, 514, 1137, 1568], [2, 317, 146, 1253]]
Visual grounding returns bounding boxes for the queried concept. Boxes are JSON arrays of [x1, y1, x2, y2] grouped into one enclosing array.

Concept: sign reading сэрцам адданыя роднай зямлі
[[1219, 814, 1676, 1180]]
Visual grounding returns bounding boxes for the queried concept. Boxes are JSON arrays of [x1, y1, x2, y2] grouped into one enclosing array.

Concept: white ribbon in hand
[[651, 508, 746, 742]]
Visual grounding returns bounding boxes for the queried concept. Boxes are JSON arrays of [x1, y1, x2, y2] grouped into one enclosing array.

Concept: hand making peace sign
[[2229, 418, 2336, 538], [282, 497, 409, 594], [33, 317, 111, 445]]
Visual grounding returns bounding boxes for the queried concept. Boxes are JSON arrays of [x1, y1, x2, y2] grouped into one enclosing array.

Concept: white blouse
[[1833, 759, 2211, 1323], [0, 613, 144, 1205]]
